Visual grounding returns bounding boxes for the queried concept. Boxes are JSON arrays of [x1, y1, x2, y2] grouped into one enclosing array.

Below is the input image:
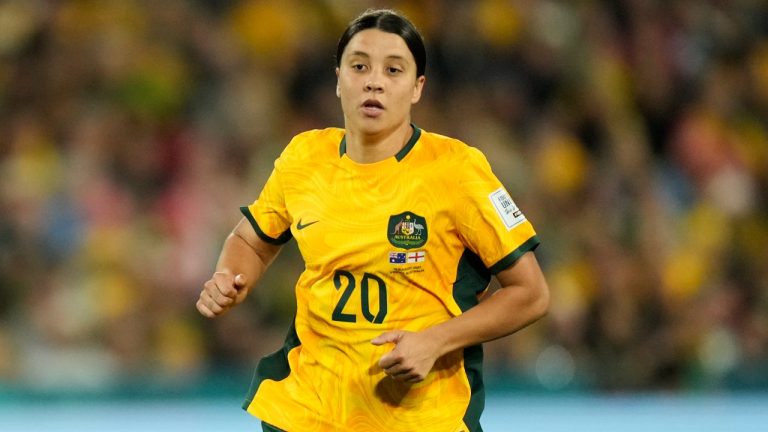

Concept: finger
[[206, 278, 236, 306], [212, 272, 238, 298], [196, 298, 216, 318], [382, 361, 403, 374], [405, 374, 424, 383], [378, 352, 400, 369], [372, 331, 400, 346], [209, 286, 235, 307], [388, 368, 416, 381], [386, 364, 423, 382], [200, 290, 226, 315], [234, 273, 247, 288]]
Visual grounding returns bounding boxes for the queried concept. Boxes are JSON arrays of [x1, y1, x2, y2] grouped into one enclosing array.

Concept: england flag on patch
[[389, 252, 407, 264], [406, 251, 426, 263]]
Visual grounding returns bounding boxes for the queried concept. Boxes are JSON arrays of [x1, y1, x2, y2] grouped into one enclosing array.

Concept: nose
[[365, 81, 383, 92], [365, 74, 383, 92]]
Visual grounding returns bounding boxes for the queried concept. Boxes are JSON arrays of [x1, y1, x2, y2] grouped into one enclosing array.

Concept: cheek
[[337, 87, 356, 114], [336, 79, 351, 100], [338, 77, 359, 99], [397, 86, 417, 106]]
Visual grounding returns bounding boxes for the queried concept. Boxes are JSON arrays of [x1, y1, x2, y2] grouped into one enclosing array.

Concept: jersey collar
[[339, 124, 422, 162]]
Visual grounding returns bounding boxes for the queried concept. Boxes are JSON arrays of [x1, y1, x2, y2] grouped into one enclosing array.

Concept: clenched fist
[[197, 271, 248, 318]]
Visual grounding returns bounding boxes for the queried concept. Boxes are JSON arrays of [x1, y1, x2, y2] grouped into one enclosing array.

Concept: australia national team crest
[[387, 211, 428, 249]]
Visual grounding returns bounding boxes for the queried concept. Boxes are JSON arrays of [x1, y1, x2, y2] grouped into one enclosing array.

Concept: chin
[[355, 119, 389, 135]]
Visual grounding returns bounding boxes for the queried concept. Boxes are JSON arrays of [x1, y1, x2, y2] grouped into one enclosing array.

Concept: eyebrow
[[347, 51, 407, 61]]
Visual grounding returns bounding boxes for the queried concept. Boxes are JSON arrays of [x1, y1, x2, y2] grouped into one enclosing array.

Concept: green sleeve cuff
[[488, 235, 540, 274], [239, 206, 293, 245]]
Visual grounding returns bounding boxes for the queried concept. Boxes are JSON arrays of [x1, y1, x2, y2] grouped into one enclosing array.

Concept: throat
[[345, 124, 414, 164]]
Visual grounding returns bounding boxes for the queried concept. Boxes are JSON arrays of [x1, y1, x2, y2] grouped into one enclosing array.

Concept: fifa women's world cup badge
[[387, 212, 428, 249]]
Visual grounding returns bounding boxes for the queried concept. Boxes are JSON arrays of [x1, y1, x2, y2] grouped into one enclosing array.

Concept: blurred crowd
[[1, 0, 767, 395]]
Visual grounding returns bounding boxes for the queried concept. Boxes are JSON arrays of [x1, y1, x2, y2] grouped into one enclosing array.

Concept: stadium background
[[1, 0, 767, 430]]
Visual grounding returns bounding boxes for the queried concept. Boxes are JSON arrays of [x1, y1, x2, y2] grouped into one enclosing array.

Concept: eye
[[351, 63, 367, 72], [387, 67, 403, 75]]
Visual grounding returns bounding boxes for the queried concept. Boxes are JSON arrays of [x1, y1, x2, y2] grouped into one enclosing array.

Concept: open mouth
[[361, 99, 384, 117], [363, 99, 384, 109]]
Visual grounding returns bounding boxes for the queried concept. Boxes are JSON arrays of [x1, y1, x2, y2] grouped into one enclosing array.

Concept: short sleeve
[[454, 148, 539, 274], [240, 158, 293, 245]]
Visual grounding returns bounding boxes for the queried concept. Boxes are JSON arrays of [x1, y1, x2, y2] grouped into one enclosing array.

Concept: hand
[[197, 272, 248, 318], [372, 330, 441, 383]]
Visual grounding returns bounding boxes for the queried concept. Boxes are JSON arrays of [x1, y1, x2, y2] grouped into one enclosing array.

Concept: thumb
[[234, 273, 247, 289], [372, 331, 402, 346]]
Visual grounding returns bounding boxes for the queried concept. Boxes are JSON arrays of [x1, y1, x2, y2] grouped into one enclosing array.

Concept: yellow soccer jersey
[[240, 126, 539, 432]]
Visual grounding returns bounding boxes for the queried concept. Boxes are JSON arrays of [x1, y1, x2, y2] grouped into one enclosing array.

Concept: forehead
[[342, 29, 415, 63]]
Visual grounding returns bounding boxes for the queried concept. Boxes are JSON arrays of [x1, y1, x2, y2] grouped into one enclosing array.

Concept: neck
[[344, 122, 413, 164]]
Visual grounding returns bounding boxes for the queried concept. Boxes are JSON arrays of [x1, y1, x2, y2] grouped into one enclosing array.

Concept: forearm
[[425, 254, 549, 357], [198, 219, 281, 318], [425, 286, 547, 358], [215, 219, 281, 294], [373, 266, 548, 383]]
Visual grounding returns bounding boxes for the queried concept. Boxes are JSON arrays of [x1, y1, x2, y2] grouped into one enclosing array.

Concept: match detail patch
[[489, 187, 526, 230]]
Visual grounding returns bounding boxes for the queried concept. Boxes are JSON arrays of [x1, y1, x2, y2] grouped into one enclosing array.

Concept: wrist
[[423, 322, 458, 358]]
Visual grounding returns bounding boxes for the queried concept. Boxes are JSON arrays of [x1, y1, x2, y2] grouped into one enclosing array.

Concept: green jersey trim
[[338, 124, 422, 161], [394, 125, 421, 161], [453, 249, 492, 432], [453, 249, 492, 311], [488, 236, 540, 275], [242, 320, 301, 410], [240, 206, 293, 245], [462, 345, 486, 432], [261, 422, 285, 432]]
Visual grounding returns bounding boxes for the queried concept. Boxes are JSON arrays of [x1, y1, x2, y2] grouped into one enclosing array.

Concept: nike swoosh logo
[[296, 219, 319, 230]]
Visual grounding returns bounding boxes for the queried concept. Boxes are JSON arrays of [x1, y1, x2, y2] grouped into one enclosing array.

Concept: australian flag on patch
[[389, 252, 407, 264]]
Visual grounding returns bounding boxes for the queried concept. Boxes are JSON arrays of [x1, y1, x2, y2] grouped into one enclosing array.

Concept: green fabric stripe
[[488, 235, 540, 275], [453, 249, 492, 432], [338, 124, 421, 161], [453, 249, 492, 311], [239, 206, 293, 245], [394, 125, 421, 161], [462, 345, 486, 432], [242, 320, 301, 410]]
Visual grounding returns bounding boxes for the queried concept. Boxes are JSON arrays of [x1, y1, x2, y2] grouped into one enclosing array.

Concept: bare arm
[[196, 217, 282, 318], [426, 251, 549, 352], [374, 251, 549, 382]]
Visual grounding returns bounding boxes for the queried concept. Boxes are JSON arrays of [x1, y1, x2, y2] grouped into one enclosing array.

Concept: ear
[[335, 67, 341, 98], [411, 75, 426, 104]]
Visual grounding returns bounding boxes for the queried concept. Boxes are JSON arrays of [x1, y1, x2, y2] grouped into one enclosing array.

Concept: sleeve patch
[[488, 187, 527, 230]]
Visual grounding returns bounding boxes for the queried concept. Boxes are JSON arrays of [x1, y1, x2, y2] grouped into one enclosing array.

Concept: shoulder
[[278, 127, 345, 165], [417, 128, 490, 170]]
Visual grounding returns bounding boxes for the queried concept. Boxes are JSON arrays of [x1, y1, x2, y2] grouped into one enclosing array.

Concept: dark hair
[[336, 9, 426, 78]]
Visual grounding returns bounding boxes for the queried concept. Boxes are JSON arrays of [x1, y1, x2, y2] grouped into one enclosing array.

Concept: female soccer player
[[197, 9, 550, 432]]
